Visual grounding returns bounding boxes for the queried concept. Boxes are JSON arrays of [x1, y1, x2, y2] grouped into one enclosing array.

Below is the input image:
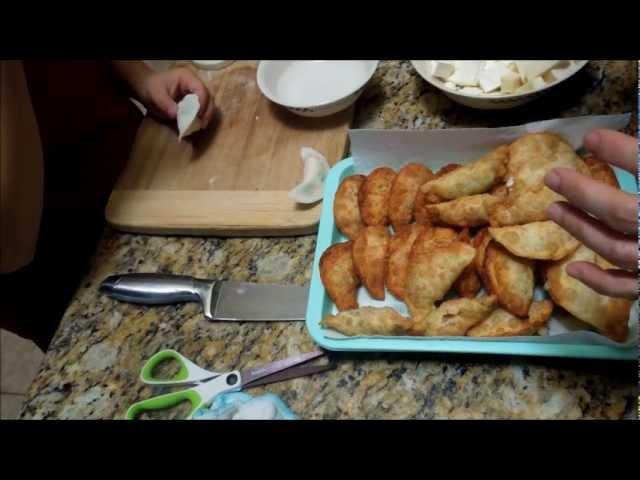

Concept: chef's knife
[[99, 274, 308, 322]]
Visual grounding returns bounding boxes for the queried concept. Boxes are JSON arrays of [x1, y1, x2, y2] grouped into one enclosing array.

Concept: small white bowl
[[411, 60, 589, 110], [257, 60, 379, 117]]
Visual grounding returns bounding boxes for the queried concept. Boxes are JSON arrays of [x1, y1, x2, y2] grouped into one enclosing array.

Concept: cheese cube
[[431, 61, 455, 80], [515, 61, 561, 81], [477, 68, 501, 93], [449, 61, 483, 87], [478, 62, 512, 93], [501, 71, 522, 93], [531, 76, 547, 89]]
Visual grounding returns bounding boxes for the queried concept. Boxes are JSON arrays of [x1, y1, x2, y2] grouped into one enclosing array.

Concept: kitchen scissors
[[126, 349, 333, 419]]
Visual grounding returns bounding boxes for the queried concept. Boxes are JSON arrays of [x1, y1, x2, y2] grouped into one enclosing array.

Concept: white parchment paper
[[324, 114, 637, 347]]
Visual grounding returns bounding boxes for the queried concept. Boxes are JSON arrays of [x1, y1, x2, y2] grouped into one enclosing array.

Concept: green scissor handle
[[140, 349, 217, 385], [126, 370, 243, 420], [125, 388, 204, 420]]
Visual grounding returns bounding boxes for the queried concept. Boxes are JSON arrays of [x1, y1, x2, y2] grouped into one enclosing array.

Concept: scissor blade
[[243, 362, 336, 389], [240, 350, 325, 387]]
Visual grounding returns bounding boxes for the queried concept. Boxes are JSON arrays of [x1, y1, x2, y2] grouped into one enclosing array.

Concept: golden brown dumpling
[[467, 300, 553, 337], [352, 226, 390, 300], [544, 244, 632, 342], [489, 221, 580, 261], [423, 193, 501, 228], [322, 307, 412, 336], [583, 155, 620, 189], [358, 167, 397, 226], [405, 237, 476, 317], [420, 145, 508, 203], [319, 241, 360, 311], [454, 228, 482, 299], [389, 163, 434, 229], [334, 175, 366, 239], [410, 296, 497, 336], [386, 224, 428, 301], [484, 241, 534, 318]]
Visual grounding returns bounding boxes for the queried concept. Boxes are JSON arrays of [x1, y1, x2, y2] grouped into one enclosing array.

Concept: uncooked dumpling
[[288, 147, 330, 204], [177, 93, 203, 140]]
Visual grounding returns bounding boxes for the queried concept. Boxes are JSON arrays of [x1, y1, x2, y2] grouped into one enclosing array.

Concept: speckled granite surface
[[21, 60, 638, 420]]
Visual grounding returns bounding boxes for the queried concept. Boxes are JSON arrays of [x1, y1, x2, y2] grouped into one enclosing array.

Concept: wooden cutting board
[[106, 61, 353, 236]]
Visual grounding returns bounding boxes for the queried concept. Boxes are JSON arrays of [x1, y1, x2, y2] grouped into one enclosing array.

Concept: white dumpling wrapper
[[177, 93, 203, 140], [232, 397, 277, 420], [288, 147, 330, 204]]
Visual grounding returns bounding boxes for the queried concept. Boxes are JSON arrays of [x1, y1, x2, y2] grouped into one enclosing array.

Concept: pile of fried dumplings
[[319, 132, 632, 342]]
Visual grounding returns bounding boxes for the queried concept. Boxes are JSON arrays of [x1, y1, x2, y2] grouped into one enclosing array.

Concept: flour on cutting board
[[321, 113, 637, 347]]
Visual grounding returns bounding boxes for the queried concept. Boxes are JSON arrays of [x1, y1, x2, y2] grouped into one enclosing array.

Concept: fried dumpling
[[583, 155, 620, 189], [544, 244, 632, 342], [484, 241, 534, 317], [358, 167, 397, 226], [467, 300, 553, 337], [489, 184, 564, 226], [389, 163, 434, 229], [386, 224, 428, 300], [322, 307, 412, 336], [319, 241, 360, 311], [405, 236, 476, 317], [352, 226, 390, 300], [419, 145, 508, 203], [454, 228, 482, 299], [423, 193, 501, 228], [414, 164, 461, 224], [334, 175, 366, 239], [507, 132, 590, 193], [410, 296, 497, 336], [489, 221, 580, 261], [472, 228, 492, 290]]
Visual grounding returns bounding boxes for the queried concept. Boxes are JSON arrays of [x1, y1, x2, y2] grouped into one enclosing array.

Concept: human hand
[[544, 129, 638, 300], [113, 61, 215, 128], [138, 67, 215, 127]]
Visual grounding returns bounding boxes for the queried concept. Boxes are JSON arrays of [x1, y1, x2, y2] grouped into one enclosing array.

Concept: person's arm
[[111, 61, 215, 127], [544, 129, 638, 299], [0, 61, 44, 274]]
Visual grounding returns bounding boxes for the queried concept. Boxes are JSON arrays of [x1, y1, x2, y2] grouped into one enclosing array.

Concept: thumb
[[153, 90, 178, 119]]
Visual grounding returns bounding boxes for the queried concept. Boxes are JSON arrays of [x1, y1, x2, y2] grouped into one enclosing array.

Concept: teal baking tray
[[306, 157, 638, 360]]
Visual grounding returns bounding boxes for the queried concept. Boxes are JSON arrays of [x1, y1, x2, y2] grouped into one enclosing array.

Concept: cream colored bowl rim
[[257, 60, 379, 110], [411, 60, 589, 100]]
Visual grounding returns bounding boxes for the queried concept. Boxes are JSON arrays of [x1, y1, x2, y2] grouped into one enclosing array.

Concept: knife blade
[[100, 273, 308, 322]]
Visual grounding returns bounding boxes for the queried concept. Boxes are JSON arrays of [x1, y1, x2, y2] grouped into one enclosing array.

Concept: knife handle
[[100, 273, 211, 306]]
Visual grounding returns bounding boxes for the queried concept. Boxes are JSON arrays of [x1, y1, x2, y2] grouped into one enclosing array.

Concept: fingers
[[151, 89, 178, 119], [566, 261, 638, 300], [546, 202, 637, 271], [544, 168, 637, 234], [174, 68, 214, 127], [584, 129, 637, 176]]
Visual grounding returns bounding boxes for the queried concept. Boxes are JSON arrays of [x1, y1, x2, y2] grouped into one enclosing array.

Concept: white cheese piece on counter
[[449, 61, 483, 87], [501, 71, 522, 93], [431, 61, 455, 80], [515, 61, 561, 81]]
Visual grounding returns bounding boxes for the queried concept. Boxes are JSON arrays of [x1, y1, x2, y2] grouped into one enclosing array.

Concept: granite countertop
[[21, 60, 638, 420]]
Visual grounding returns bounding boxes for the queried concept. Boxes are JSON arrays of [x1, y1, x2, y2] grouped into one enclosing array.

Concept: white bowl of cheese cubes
[[411, 60, 588, 110]]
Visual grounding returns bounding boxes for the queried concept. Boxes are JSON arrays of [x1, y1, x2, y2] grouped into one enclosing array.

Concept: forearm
[[111, 61, 153, 100]]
